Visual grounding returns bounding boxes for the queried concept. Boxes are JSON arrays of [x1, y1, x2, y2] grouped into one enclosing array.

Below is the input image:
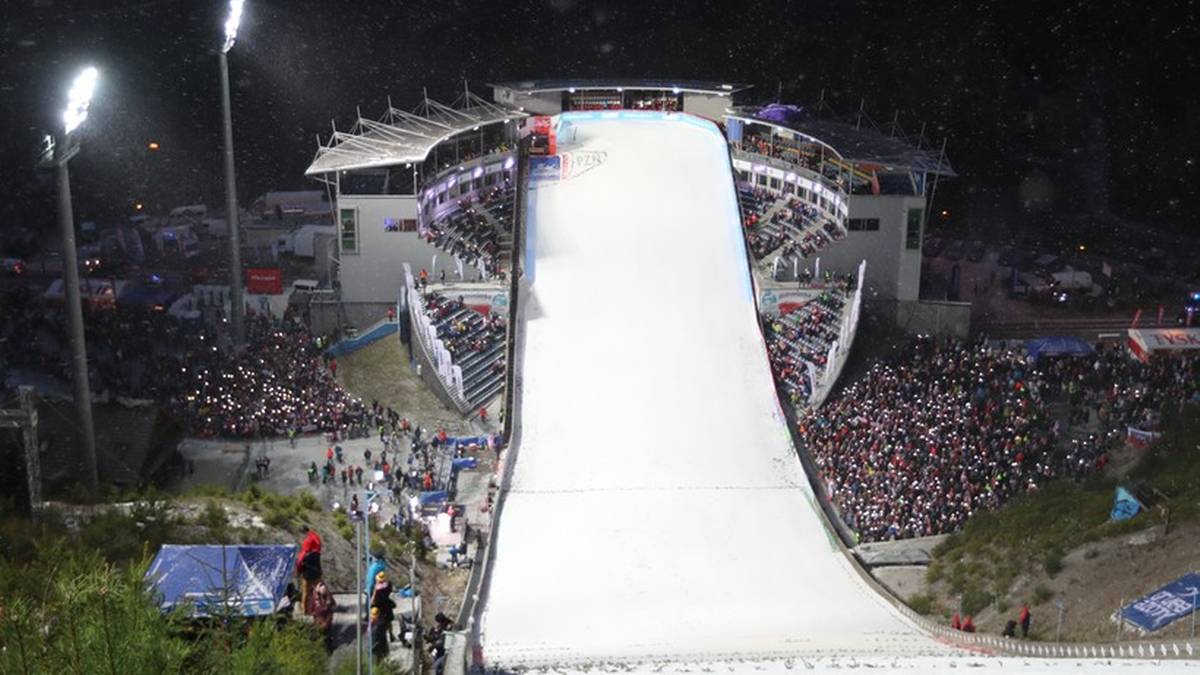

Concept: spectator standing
[[296, 526, 323, 612]]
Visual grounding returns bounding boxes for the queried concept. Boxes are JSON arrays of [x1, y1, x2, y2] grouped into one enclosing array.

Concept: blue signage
[[530, 156, 561, 182], [1118, 572, 1200, 632]]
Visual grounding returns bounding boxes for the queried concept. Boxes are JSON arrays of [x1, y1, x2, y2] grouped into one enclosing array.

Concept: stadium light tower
[[219, 0, 246, 344], [48, 66, 101, 492]]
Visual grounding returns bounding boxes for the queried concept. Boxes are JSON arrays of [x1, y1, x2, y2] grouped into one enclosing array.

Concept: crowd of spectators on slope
[[166, 311, 367, 438], [797, 337, 1200, 543], [1043, 346, 1200, 433], [0, 287, 368, 439], [763, 291, 846, 404], [798, 336, 1064, 542]]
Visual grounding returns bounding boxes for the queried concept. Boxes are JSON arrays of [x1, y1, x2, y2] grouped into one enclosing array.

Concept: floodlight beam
[[222, 0, 244, 53], [63, 66, 99, 135]]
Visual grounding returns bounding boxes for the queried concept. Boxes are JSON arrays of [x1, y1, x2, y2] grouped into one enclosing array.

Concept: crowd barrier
[[402, 263, 470, 412], [323, 318, 398, 358]]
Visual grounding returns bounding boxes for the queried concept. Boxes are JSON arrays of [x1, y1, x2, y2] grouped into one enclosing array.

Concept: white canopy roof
[[305, 92, 525, 176]]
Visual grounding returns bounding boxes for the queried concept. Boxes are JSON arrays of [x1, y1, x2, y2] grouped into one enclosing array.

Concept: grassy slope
[[916, 402, 1200, 639]]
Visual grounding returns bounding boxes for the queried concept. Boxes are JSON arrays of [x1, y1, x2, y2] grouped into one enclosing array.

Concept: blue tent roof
[[1025, 336, 1094, 361], [145, 544, 298, 617]]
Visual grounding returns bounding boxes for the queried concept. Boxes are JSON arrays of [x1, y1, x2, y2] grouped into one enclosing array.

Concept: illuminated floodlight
[[222, 0, 245, 53], [503, 156, 515, 170], [63, 66, 99, 135], [473, 166, 484, 179], [672, 87, 681, 94]]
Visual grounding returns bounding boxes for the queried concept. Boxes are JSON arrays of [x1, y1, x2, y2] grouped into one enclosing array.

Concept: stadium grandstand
[[301, 79, 1197, 672]]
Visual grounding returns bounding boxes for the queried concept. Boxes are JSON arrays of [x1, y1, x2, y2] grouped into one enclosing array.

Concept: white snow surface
[[477, 114, 1195, 672], [479, 113, 950, 667]]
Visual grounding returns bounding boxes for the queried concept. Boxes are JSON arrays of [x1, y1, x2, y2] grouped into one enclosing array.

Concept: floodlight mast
[[219, 0, 246, 344], [53, 67, 101, 493]]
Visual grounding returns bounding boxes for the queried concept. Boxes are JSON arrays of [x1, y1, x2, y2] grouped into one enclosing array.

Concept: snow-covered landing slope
[[478, 112, 956, 667]]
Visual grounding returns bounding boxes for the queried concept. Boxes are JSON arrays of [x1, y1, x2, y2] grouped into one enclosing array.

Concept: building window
[[769, 177, 781, 190], [905, 208, 923, 249], [340, 208, 358, 253], [847, 218, 880, 232], [384, 218, 417, 232]]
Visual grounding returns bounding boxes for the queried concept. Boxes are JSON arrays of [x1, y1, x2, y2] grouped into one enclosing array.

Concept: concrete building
[[490, 78, 749, 121], [725, 104, 955, 309], [305, 93, 524, 310]]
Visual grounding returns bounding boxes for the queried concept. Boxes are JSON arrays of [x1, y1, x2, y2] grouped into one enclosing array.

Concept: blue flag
[[1110, 486, 1142, 522]]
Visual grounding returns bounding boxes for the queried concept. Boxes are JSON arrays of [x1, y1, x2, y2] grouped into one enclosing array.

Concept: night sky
[[1, 0, 1197, 243]]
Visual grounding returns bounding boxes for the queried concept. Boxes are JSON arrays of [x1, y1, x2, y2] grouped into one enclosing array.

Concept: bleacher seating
[[738, 184, 786, 258], [762, 291, 846, 405], [478, 185, 515, 233], [422, 180, 514, 278], [738, 186, 848, 261], [423, 199, 502, 277], [420, 291, 507, 408]]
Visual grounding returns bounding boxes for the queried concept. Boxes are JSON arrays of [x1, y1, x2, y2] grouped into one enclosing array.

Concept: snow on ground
[[476, 112, 1199, 672], [479, 112, 953, 667]]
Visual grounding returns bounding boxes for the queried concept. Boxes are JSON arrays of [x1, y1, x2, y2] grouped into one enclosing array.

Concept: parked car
[[943, 239, 965, 261], [922, 237, 946, 258], [966, 240, 987, 262]]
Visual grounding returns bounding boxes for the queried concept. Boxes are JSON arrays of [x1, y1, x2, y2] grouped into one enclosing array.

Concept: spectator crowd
[[0, 287, 368, 439], [796, 336, 1200, 543]]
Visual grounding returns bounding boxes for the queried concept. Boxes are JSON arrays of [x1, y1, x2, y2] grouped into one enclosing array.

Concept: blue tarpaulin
[[1025, 336, 1095, 361], [445, 436, 488, 450], [451, 457, 478, 471], [1110, 486, 1143, 521], [418, 490, 449, 506], [1118, 572, 1200, 632], [145, 544, 298, 617]]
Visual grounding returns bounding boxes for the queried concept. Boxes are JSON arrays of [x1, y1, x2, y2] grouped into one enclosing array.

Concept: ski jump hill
[[473, 111, 1198, 673]]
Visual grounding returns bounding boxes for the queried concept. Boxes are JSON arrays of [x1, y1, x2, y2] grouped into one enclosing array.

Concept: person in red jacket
[[951, 614, 962, 631], [1019, 604, 1031, 637], [297, 525, 323, 612], [962, 615, 976, 633]]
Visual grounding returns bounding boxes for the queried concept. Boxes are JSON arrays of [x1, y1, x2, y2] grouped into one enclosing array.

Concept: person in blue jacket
[[365, 554, 387, 596]]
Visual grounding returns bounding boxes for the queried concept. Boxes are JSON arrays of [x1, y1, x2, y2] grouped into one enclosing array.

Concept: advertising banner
[[1117, 573, 1200, 632], [245, 268, 283, 295], [530, 156, 561, 182], [1127, 426, 1162, 449]]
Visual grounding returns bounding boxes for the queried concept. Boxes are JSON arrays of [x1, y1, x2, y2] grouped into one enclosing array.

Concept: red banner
[[245, 268, 283, 295]]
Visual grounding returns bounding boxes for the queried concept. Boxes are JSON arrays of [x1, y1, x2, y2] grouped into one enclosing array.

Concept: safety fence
[[322, 317, 398, 359], [401, 263, 469, 413]]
